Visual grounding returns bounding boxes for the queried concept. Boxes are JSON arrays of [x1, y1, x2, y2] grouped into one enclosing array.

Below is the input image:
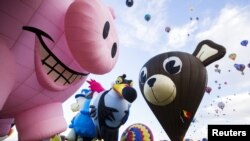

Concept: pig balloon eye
[[163, 56, 182, 75]]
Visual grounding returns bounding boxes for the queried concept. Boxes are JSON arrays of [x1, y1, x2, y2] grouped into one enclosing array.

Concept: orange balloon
[[228, 53, 236, 60]]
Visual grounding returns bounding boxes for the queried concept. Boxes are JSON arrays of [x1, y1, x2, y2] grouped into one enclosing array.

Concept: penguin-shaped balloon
[[90, 74, 137, 141]]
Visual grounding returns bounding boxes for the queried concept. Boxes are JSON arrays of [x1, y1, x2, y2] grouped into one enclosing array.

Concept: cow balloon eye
[[163, 56, 182, 75], [139, 67, 147, 84]]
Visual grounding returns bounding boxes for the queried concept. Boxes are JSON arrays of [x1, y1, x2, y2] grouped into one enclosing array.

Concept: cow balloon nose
[[122, 87, 137, 103]]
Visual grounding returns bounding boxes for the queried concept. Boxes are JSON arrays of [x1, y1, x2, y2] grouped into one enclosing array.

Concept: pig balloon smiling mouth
[[23, 26, 90, 90], [0, 0, 119, 140]]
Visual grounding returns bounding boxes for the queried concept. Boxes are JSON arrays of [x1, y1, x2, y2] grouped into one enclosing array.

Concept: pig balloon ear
[[192, 40, 226, 67], [108, 7, 116, 19]]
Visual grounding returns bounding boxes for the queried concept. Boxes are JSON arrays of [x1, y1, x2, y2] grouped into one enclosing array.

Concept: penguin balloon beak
[[113, 84, 137, 103]]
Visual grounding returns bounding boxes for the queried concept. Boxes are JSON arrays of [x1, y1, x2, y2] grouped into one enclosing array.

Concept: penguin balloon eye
[[115, 77, 123, 84], [163, 56, 182, 75], [139, 67, 147, 84]]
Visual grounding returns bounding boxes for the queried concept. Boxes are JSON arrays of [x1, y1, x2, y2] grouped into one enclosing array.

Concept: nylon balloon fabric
[[121, 123, 154, 141]]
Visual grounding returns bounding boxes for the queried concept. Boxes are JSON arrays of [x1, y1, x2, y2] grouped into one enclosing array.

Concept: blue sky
[[66, 0, 250, 140], [8, 0, 250, 140]]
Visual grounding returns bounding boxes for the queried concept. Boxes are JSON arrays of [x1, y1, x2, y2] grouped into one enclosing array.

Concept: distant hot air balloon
[[248, 63, 250, 68], [215, 68, 221, 73], [189, 7, 193, 12], [228, 53, 236, 60], [234, 63, 245, 75], [205, 86, 212, 94], [217, 102, 225, 110], [121, 123, 154, 141], [202, 138, 208, 141], [214, 64, 221, 73], [241, 40, 248, 46], [215, 64, 219, 68], [191, 118, 197, 123], [196, 17, 199, 21], [215, 109, 218, 113], [165, 26, 171, 33], [126, 0, 133, 7], [185, 139, 194, 141], [144, 14, 151, 21]]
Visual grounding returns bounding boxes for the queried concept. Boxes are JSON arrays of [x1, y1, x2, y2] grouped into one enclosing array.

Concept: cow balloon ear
[[192, 40, 226, 67]]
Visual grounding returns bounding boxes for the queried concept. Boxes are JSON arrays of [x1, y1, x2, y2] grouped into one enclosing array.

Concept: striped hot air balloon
[[121, 123, 154, 141]]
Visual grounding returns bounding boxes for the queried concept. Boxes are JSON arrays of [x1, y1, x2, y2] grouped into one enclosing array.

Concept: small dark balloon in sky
[[126, 0, 134, 7], [144, 14, 151, 21]]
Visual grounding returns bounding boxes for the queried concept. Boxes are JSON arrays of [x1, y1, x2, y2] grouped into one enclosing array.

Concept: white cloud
[[195, 5, 250, 55], [203, 93, 250, 119], [115, 4, 250, 140], [185, 92, 250, 140], [116, 0, 171, 53], [196, 5, 250, 94], [117, 3, 250, 56], [167, 20, 199, 49]]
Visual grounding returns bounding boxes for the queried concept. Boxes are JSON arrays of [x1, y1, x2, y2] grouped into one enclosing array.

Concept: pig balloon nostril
[[111, 42, 117, 58]]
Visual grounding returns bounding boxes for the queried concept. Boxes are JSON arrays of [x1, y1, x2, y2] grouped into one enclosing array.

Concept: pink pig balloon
[[0, 0, 119, 140]]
